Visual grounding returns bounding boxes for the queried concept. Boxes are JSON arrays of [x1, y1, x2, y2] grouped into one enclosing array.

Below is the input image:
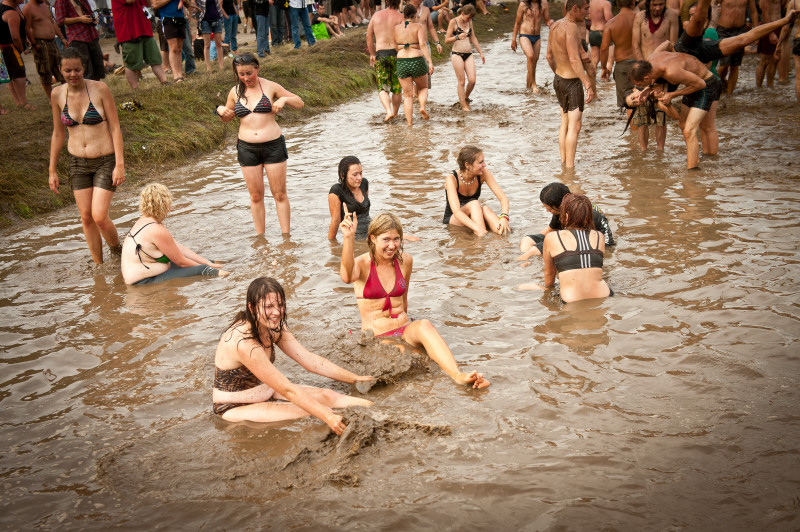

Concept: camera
[[143, 7, 154, 19]]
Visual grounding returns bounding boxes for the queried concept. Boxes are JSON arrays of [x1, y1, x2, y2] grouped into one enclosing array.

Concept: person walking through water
[[511, 0, 552, 92], [366, 0, 403, 122], [546, 0, 595, 168], [48, 47, 124, 264], [216, 53, 304, 235], [340, 212, 490, 389], [445, 4, 484, 111]]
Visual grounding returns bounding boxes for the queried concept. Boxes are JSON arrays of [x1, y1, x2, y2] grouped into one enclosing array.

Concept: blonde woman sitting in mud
[[339, 211, 490, 389], [121, 184, 230, 285], [213, 277, 374, 435], [519, 193, 612, 303]]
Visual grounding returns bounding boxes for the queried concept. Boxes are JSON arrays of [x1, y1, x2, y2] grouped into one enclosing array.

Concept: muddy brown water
[[2, 29, 800, 530]]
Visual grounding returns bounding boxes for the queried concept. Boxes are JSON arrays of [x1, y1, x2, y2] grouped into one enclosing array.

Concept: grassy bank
[[0, 3, 520, 226]]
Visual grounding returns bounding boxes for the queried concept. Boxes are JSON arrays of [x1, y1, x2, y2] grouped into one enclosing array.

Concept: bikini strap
[[556, 230, 567, 251], [130, 221, 158, 238]]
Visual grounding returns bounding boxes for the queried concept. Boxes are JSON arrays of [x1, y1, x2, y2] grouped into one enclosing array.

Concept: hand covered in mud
[[353, 375, 377, 394], [585, 85, 595, 104], [459, 371, 490, 389], [339, 205, 357, 239], [327, 413, 347, 435], [496, 216, 510, 235], [654, 89, 674, 104], [112, 164, 125, 187], [49, 170, 60, 194]]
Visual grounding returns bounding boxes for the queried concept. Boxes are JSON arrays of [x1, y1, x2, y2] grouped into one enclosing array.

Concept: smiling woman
[[338, 212, 490, 389], [216, 52, 305, 235]]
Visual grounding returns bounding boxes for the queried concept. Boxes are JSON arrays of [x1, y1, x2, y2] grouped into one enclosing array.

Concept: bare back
[[369, 7, 404, 50], [650, 50, 711, 82], [607, 8, 636, 60], [588, 0, 612, 30], [549, 18, 583, 78]]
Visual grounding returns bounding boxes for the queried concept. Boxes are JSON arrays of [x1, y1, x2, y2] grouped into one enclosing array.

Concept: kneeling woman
[[521, 193, 611, 302], [340, 212, 489, 388], [121, 184, 229, 285], [444, 145, 510, 237], [213, 277, 374, 434]]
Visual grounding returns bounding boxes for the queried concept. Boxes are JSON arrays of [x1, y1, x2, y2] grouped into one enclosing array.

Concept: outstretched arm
[[278, 330, 372, 383]]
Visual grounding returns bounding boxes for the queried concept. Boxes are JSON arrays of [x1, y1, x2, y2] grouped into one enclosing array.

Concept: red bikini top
[[361, 258, 407, 311]]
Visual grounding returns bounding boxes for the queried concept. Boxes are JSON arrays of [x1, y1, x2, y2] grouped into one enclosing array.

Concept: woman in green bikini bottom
[[394, 3, 433, 125], [121, 183, 230, 285]]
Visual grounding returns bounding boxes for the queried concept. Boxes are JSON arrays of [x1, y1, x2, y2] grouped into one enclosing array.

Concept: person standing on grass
[[54, 0, 105, 80], [1, 0, 35, 110], [23, 0, 65, 101], [111, 0, 168, 89]]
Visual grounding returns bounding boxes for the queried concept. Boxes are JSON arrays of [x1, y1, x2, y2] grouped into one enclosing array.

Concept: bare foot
[[384, 112, 393, 122], [420, 109, 429, 119], [531, 84, 540, 94], [219, 270, 231, 277], [458, 371, 490, 388], [461, 104, 471, 111], [518, 283, 546, 290]]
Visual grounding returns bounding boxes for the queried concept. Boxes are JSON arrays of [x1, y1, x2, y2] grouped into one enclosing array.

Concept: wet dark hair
[[387, 0, 400, 8], [630, 60, 653, 83], [539, 182, 571, 209], [404, 3, 417, 18], [565, 0, 587, 13], [559, 193, 595, 230], [456, 145, 483, 171], [60, 46, 87, 69], [338, 156, 362, 186], [228, 277, 287, 351], [233, 52, 260, 104], [618, 0, 634, 7], [523, 0, 542, 8], [645, 0, 665, 18]]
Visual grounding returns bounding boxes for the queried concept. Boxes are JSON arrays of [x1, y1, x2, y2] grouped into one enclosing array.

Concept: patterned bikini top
[[234, 80, 273, 117], [61, 84, 103, 127]]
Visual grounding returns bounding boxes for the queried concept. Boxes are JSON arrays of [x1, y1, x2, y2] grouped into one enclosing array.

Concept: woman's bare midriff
[[67, 127, 114, 159], [237, 113, 283, 144], [357, 298, 410, 336]]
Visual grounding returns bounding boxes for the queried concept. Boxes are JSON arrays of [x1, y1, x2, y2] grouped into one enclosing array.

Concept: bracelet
[[435, 41, 440, 45], [500, 213, 509, 220]]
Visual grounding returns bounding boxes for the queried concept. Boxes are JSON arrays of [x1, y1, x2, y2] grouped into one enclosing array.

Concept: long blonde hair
[[367, 213, 404, 264]]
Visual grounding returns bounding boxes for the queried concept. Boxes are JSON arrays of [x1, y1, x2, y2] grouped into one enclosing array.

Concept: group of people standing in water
[[47, 8, 622, 436]]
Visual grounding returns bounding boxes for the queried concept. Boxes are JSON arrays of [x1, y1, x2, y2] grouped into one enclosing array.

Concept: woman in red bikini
[[339, 210, 489, 389]]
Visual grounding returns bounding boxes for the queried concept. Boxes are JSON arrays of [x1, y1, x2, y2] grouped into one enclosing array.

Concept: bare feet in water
[[531, 84, 540, 94], [420, 109, 430, 119], [458, 371, 490, 388]]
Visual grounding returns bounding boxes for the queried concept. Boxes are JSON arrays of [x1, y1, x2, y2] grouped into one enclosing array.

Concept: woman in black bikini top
[[444, 4, 485, 111]]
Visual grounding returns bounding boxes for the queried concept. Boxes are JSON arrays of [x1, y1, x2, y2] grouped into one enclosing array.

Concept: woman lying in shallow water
[[339, 211, 489, 388], [213, 277, 374, 434]]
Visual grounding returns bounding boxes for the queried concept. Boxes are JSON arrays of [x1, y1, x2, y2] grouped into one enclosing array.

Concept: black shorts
[[554, 74, 584, 113], [681, 75, 721, 112], [674, 31, 723, 64], [69, 153, 117, 191], [716, 25, 745, 67], [237, 135, 289, 166], [527, 233, 546, 253], [1, 45, 26, 79], [162, 17, 187, 40], [70, 39, 105, 80]]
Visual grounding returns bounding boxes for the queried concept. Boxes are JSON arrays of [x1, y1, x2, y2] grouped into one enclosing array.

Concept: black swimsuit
[[443, 170, 483, 224], [451, 21, 473, 61], [552, 230, 603, 272]]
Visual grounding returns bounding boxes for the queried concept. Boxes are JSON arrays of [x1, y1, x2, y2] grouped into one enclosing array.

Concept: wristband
[[500, 213, 509, 221], [435, 41, 440, 45]]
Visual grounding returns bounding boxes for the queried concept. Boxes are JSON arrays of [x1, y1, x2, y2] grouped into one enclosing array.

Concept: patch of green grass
[[0, 4, 518, 225]]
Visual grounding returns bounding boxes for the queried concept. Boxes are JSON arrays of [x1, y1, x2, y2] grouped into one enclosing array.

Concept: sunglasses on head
[[233, 53, 259, 65]]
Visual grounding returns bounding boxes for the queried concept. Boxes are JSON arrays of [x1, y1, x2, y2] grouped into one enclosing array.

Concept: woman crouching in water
[[339, 212, 489, 388], [213, 277, 374, 434], [520, 193, 612, 302]]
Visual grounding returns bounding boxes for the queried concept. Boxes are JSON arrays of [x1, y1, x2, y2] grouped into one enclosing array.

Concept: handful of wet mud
[[317, 330, 430, 392]]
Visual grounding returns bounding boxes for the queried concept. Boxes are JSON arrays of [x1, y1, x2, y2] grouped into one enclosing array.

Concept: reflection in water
[[1, 31, 800, 530]]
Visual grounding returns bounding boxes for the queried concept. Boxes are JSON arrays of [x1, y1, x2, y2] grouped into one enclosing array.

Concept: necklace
[[459, 171, 476, 186]]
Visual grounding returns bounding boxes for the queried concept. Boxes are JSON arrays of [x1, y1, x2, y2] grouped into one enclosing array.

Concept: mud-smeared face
[[649, 0, 666, 18], [345, 164, 363, 190], [370, 230, 402, 261], [254, 292, 285, 330]]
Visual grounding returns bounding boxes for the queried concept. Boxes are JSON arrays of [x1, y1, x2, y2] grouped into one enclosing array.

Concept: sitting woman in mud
[[213, 277, 374, 435], [444, 145, 510, 237], [328, 155, 420, 242], [121, 184, 229, 285], [339, 212, 489, 388], [519, 193, 612, 303]]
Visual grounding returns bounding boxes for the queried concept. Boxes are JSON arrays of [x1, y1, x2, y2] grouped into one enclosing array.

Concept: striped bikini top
[[234, 80, 273, 117], [552, 230, 604, 273], [61, 84, 104, 127]]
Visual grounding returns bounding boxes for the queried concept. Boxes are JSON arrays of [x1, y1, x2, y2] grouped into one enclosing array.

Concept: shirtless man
[[23, 0, 65, 100], [600, 0, 637, 109], [366, 0, 404, 121], [511, 0, 552, 91], [546, 0, 595, 168], [757, 0, 782, 87], [632, 0, 679, 150], [628, 47, 719, 168], [775, 0, 800, 100], [716, 0, 759, 93], [587, 0, 612, 80]]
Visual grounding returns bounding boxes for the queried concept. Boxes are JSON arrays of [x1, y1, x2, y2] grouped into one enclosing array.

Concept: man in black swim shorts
[[546, 0, 595, 168]]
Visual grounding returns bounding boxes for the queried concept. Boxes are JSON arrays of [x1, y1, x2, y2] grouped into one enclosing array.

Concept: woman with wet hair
[[49, 47, 125, 265], [444, 4, 485, 111], [328, 156, 371, 240], [339, 212, 489, 388], [213, 277, 374, 434], [443, 145, 510, 236], [216, 52, 304, 235], [520, 193, 612, 302], [121, 184, 229, 285]]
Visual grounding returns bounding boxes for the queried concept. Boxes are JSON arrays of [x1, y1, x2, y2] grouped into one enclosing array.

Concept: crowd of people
[[5, 0, 799, 434]]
